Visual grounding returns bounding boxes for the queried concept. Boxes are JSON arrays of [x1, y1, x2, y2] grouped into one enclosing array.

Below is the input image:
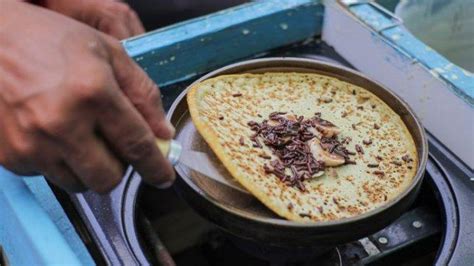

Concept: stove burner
[[135, 158, 447, 265], [228, 234, 341, 265], [191, 229, 343, 266]]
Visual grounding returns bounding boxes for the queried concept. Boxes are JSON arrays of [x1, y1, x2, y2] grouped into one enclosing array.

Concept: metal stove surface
[[55, 39, 474, 265]]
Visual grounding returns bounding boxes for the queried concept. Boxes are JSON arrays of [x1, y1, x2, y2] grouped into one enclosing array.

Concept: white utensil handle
[[156, 139, 182, 165]]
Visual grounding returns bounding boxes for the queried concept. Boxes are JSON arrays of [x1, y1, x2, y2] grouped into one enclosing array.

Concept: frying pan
[[167, 57, 428, 247]]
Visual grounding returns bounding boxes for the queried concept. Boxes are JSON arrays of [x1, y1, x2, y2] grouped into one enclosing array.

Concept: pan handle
[[156, 139, 182, 166]]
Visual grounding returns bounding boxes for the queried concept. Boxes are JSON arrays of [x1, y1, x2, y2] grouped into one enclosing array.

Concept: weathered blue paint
[[123, 0, 323, 87], [382, 27, 474, 103], [348, 3, 474, 106], [0, 168, 94, 265], [23, 177, 95, 265]]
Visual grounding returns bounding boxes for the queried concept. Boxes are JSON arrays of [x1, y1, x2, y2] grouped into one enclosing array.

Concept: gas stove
[[51, 40, 473, 266]]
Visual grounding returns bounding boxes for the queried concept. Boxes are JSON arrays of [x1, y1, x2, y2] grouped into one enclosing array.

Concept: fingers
[[45, 162, 87, 193], [127, 9, 145, 36], [95, 2, 144, 39], [106, 23, 132, 40], [63, 132, 124, 194], [104, 37, 175, 139], [96, 79, 175, 187]]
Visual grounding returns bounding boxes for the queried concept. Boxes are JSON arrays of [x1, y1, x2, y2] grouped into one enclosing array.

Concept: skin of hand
[[0, 1, 175, 193], [35, 0, 145, 39]]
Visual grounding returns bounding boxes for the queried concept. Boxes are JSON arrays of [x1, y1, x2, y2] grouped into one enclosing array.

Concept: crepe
[[187, 73, 418, 222]]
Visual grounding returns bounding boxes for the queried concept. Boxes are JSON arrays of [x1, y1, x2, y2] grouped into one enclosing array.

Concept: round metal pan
[[168, 57, 428, 247]]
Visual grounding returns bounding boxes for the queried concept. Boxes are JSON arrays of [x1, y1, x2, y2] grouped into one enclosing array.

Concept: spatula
[[155, 139, 250, 194]]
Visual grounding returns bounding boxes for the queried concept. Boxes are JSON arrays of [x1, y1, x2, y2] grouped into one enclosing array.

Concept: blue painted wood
[[381, 27, 474, 103], [23, 177, 95, 265], [348, 3, 474, 106], [0, 168, 94, 265], [123, 0, 323, 87]]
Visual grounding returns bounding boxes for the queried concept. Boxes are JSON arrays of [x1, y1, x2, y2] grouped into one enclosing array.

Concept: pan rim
[[168, 57, 428, 229]]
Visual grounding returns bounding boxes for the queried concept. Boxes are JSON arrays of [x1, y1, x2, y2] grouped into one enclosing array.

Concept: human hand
[[39, 0, 145, 39], [0, 2, 174, 193]]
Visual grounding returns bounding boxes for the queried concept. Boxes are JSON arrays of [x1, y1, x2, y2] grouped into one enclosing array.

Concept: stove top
[[138, 158, 445, 266], [56, 39, 474, 266]]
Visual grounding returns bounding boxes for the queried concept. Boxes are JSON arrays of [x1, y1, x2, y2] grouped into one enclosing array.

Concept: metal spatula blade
[[156, 139, 250, 194], [178, 150, 250, 194]]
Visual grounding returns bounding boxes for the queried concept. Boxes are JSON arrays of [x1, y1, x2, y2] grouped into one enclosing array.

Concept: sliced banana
[[268, 114, 297, 126], [312, 171, 325, 178], [308, 138, 345, 167], [314, 123, 340, 138], [307, 127, 322, 138]]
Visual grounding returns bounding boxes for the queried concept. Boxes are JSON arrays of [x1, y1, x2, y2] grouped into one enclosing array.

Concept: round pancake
[[187, 73, 418, 222]]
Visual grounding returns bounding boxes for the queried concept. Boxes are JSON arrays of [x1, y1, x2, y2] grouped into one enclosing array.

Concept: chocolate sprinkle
[[391, 161, 402, 166], [299, 213, 312, 218], [317, 206, 324, 213], [218, 116, 224, 120], [252, 137, 262, 148], [323, 98, 333, 103], [239, 137, 245, 146], [352, 124, 357, 130], [232, 93, 242, 97], [367, 163, 379, 168], [373, 170, 385, 176], [355, 144, 364, 154], [402, 155, 412, 162], [248, 113, 353, 192], [374, 123, 380, 130]]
